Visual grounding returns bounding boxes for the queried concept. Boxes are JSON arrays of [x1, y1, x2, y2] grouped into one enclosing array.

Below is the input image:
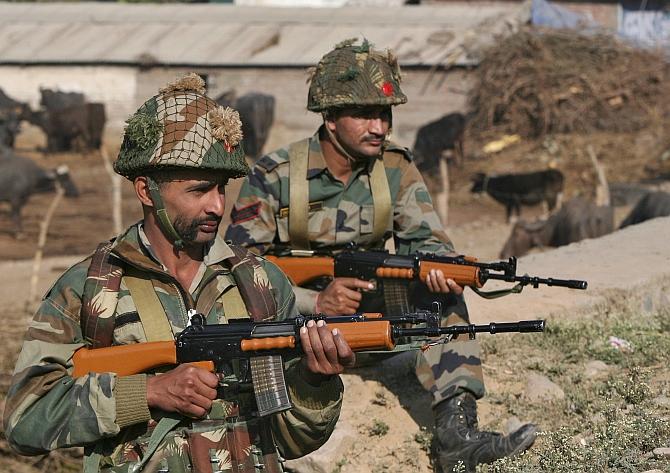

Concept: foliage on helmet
[[114, 74, 249, 180], [307, 38, 407, 112]]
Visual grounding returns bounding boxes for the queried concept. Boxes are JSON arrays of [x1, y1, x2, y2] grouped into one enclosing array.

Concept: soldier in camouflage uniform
[[225, 40, 537, 472], [3, 74, 355, 473]]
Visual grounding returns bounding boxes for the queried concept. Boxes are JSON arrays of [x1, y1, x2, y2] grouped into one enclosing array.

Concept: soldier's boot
[[432, 392, 538, 473]]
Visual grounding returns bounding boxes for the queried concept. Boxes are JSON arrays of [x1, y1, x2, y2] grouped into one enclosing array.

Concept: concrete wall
[[1, 64, 473, 153]]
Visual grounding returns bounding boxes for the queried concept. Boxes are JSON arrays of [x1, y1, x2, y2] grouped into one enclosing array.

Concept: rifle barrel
[[396, 319, 545, 337], [488, 273, 587, 290]]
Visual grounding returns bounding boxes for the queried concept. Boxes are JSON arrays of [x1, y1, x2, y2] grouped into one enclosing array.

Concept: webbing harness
[[80, 240, 277, 472], [287, 138, 392, 249]]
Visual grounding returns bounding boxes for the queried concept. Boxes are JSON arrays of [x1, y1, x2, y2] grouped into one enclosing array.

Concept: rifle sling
[[471, 282, 524, 299], [288, 139, 392, 249]]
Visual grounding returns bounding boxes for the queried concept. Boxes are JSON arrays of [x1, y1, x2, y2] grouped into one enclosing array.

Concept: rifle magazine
[[250, 355, 292, 417]]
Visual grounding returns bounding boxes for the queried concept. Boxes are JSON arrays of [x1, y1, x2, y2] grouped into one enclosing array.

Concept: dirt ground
[[0, 124, 669, 472]]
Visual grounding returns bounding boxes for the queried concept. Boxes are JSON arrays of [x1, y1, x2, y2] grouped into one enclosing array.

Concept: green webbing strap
[[147, 177, 184, 250], [369, 155, 392, 244], [83, 450, 102, 473], [471, 282, 525, 300], [131, 415, 182, 472], [221, 286, 249, 319], [288, 139, 311, 250], [124, 268, 175, 342]]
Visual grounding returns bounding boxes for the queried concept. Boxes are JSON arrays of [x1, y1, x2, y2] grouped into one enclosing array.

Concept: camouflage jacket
[[4, 223, 343, 472], [225, 128, 455, 312]]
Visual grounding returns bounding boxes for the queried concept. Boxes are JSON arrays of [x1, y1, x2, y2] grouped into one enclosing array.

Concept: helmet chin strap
[[146, 176, 185, 251]]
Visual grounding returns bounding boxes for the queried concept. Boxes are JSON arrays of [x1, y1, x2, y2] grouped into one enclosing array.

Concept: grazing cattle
[[215, 91, 275, 160], [0, 89, 31, 147], [412, 112, 466, 171], [0, 148, 79, 236], [619, 191, 670, 228], [39, 88, 85, 111], [30, 103, 106, 152], [499, 197, 614, 258], [471, 169, 565, 222]]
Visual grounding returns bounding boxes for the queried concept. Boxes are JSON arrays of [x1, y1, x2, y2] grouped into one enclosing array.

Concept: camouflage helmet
[[114, 73, 249, 180], [307, 38, 407, 112]]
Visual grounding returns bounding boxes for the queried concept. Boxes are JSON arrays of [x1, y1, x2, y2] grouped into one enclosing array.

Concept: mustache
[[362, 134, 386, 142], [196, 216, 222, 225]]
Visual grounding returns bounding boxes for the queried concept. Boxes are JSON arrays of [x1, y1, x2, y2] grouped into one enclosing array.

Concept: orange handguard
[[418, 261, 482, 288], [241, 336, 296, 351], [376, 267, 414, 279]]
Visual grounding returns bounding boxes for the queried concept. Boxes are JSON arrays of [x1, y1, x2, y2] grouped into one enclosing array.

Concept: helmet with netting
[[307, 38, 407, 112], [114, 73, 249, 180]]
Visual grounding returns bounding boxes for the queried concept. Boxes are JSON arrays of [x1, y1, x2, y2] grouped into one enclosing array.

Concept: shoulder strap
[[227, 245, 277, 321], [369, 155, 392, 244], [124, 267, 174, 342], [288, 139, 311, 251], [81, 241, 123, 349]]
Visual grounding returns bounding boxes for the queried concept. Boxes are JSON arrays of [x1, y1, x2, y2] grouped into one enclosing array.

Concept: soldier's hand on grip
[[300, 319, 355, 379], [316, 277, 374, 315], [146, 364, 219, 418]]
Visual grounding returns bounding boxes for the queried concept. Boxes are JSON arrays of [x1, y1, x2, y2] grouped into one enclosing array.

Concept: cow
[[412, 112, 465, 172], [499, 197, 614, 258], [39, 88, 85, 111], [0, 147, 79, 237], [29, 102, 106, 152], [0, 88, 31, 148], [470, 169, 565, 222], [215, 91, 275, 160], [619, 191, 670, 228]]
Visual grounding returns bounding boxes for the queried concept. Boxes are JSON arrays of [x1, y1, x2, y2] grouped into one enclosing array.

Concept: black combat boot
[[432, 392, 538, 473]]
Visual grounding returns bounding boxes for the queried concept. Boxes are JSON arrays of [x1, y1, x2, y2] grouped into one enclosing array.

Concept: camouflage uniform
[[4, 75, 344, 473], [225, 130, 485, 406]]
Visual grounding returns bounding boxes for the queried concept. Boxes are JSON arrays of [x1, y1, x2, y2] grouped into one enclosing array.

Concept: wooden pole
[[26, 183, 65, 312], [435, 157, 450, 227], [587, 145, 610, 207], [100, 146, 123, 235]]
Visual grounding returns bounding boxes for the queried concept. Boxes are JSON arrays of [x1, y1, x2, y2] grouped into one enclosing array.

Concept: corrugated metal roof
[[0, 2, 529, 67]]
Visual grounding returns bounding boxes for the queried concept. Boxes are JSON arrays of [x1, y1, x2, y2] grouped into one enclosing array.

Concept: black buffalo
[[215, 91, 275, 160], [0, 88, 31, 148], [619, 191, 670, 228], [412, 112, 465, 171], [499, 197, 614, 258], [30, 102, 106, 152], [0, 147, 79, 237], [471, 169, 565, 222]]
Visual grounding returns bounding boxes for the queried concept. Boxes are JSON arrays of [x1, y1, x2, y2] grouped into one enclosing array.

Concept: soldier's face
[[158, 171, 228, 245], [326, 106, 391, 159]]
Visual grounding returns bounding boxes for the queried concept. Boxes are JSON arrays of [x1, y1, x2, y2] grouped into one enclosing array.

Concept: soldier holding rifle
[[4, 74, 354, 473], [225, 39, 537, 472]]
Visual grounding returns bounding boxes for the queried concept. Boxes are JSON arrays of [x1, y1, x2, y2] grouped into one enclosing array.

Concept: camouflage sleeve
[[225, 165, 282, 255], [393, 161, 455, 256], [3, 261, 132, 455], [260, 259, 343, 458]]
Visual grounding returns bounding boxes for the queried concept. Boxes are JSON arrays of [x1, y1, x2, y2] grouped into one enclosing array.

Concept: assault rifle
[[73, 305, 545, 417], [265, 248, 587, 299]]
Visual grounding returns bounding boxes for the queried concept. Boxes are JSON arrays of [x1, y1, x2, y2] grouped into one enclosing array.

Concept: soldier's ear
[[134, 176, 154, 208]]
